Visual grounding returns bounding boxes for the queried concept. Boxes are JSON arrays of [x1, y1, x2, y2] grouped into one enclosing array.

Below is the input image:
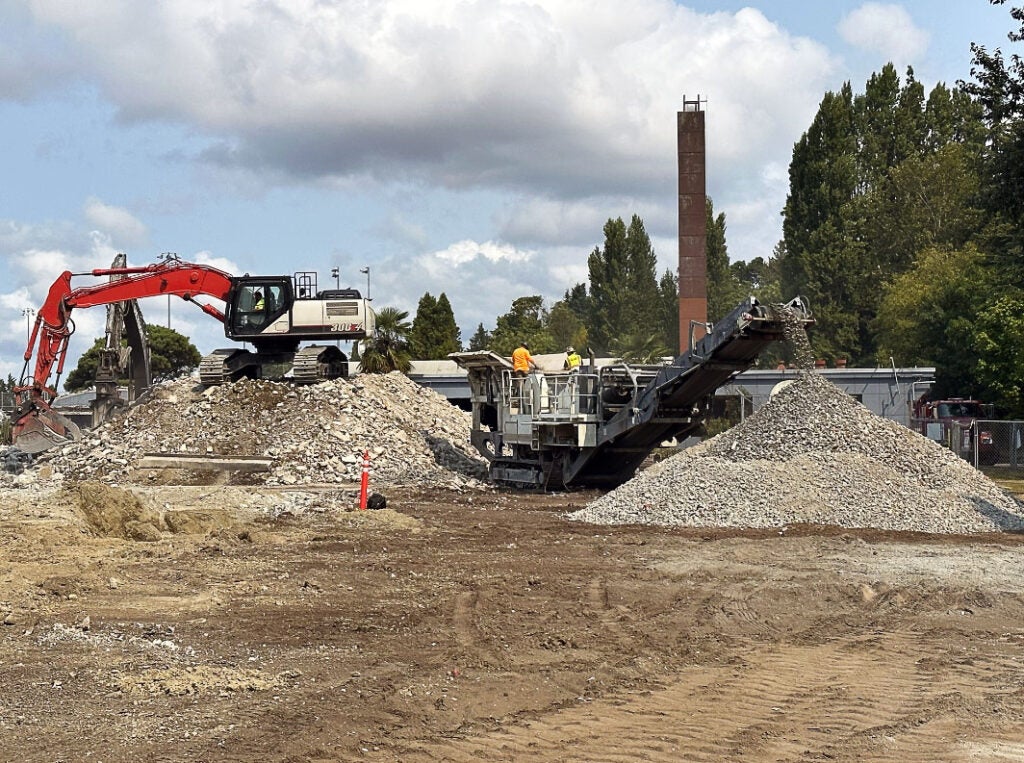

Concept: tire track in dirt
[[452, 588, 502, 667], [584, 578, 632, 641], [385, 630, 1021, 762]]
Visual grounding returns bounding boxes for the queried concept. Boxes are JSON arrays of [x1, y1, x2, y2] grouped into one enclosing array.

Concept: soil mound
[[572, 372, 1024, 534], [69, 482, 165, 541]]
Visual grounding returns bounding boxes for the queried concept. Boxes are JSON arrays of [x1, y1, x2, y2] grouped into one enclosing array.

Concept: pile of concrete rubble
[[32, 373, 488, 490], [572, 372, 1024, 534]]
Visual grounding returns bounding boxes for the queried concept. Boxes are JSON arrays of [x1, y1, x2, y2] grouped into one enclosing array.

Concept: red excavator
[[12, 255, 376, 453]]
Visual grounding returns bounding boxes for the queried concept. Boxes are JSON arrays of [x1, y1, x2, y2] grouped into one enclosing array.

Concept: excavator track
[[199, 348, 257, 386], [292, 345, 348, 384]]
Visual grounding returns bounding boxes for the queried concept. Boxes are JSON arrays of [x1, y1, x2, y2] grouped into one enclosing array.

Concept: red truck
[[911, 397, 997, 465]]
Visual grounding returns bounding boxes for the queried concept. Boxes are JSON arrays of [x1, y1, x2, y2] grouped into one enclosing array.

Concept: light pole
[[360, 266, 370, 300], [331, 267, 340, 291], [22, 307, 34, 343], [161, 252, 176, 328]]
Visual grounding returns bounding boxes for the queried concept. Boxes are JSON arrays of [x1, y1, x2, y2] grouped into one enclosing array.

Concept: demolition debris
[[35, 372, 488, 490]]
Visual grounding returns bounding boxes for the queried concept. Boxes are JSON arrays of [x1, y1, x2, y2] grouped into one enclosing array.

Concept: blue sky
[[0, 1, 1017, 384]]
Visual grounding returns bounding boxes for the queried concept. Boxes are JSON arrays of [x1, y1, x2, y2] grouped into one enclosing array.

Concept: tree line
[[404, 2, 1024, 416], [770, 1, 1024, 416], [365, 214, 688, 369], [399, 195, 776, 366]]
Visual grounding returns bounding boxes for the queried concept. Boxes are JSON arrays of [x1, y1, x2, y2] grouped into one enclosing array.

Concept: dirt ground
[[3, 481, 1024, 762]]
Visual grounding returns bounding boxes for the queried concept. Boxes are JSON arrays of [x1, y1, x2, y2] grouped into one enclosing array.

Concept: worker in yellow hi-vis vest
[[564, 346, 581, 372]]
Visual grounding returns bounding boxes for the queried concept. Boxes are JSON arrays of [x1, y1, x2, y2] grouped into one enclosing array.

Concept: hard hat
[[566, 346, 574, 353], [522, 341, 529, 349]]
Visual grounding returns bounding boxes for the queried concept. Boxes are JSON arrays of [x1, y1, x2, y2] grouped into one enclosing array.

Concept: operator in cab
[[512, 341, 538, 377]]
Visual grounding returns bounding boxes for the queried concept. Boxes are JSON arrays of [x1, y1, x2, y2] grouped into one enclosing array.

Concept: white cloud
[[838, 3, 929, 64], [499, 198, 619, 246], [0, 286, 33, 312], [368, 213, 430, 249], [430, 240, 534, 269], [372, 237, 582, 336], [16, 1, 836, 204], [0, 218, 164, 385], [83, 198, 148, 248], [190, 249, 241, 278], [0, 2, 863, 360]]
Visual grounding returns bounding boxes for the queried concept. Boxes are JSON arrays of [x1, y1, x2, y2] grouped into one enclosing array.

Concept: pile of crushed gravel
[[571, 372, 1024, 533], [33, 372, 488, 490]]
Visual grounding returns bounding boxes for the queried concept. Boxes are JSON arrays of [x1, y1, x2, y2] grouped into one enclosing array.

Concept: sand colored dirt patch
[[112, 665, 289, 697], [68, 482, 165, 541], [162, 508, 237, 535], [337, 507, 424, 531]]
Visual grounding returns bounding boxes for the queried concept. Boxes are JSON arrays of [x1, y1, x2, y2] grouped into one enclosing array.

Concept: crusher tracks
[[292, 345, 349, 384]]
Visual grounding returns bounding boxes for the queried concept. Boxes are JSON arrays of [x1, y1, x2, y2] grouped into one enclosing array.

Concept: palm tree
[[359, 306, 413, 373], [608, 331, 671, 364]]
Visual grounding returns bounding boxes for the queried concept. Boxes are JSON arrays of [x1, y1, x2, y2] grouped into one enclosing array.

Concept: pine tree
[[586, 215, 661, 354], [546, 301, 587, 352], [434, 294, 462, 356], [963, 1, 1024, 285], [586, 218, 629, 353], [622, 215, 660, 331], [705, 198, 746, 323], [657, 269, 680, 353], [468, 323, 491, 351], [490, 296, 552, 356], [563, 283, 590, 321], [780, 65, 984, 364], [409, 293, 439, 358], [409, 292, 462, 358]]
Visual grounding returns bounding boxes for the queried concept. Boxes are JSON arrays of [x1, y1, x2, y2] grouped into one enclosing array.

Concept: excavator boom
[[13, 259, 234, 453], [21, 260, 232, 398]]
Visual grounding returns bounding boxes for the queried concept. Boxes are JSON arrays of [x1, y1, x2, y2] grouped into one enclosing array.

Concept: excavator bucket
[[12, 406, 83, 455]]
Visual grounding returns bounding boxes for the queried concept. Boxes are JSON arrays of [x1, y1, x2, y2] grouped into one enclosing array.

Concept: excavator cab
[[226, 277, 293, 338]]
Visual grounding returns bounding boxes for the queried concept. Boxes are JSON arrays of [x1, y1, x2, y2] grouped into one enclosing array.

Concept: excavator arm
[[13, 258, 235, 453]]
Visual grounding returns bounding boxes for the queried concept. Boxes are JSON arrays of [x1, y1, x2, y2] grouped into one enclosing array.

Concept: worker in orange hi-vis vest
[[512, 341, 538, 377]]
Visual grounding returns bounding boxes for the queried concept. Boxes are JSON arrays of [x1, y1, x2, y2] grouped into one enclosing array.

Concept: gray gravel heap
[[572, 372, 1024, 533], [38, 372, 488, 489]]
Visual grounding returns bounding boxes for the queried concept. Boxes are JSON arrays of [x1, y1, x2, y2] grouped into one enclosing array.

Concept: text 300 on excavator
[[12, 255, 375, 454]]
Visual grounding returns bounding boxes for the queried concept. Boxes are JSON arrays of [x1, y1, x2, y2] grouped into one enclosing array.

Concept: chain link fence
[[939, 420, 1024, 471]]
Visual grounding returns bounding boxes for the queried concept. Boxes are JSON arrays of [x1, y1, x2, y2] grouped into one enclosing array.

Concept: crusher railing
[[452, 296, 812, 490]]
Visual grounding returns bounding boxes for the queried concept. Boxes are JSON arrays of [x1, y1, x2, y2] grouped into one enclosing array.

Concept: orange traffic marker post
[[359, 449, 370, 510]]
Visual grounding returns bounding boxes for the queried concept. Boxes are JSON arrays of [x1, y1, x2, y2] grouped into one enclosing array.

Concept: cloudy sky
[[0, 0, 1015, 384]]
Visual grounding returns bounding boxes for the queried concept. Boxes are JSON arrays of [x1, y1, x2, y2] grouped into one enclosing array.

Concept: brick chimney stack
[[677, 96, 707, 353]]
